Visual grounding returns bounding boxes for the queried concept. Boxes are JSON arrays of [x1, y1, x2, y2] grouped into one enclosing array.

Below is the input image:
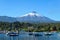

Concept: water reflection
[[0, 32, 60, 40]]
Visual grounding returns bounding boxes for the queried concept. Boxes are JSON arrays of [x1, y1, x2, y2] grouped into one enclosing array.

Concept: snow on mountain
[[20, 11, 42, 17], [0, 11, 55, 23], [21, 13, 40, 17], [17, 12, 55, 23]]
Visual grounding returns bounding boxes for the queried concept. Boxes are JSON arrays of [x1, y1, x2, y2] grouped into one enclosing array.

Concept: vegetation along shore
[[0, 21, 60, 32]]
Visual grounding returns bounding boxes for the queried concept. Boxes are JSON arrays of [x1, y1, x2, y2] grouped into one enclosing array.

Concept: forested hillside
[[0, 22, 60, 32]]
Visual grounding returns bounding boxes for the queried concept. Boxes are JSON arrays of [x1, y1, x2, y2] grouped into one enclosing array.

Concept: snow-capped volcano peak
[[20, 11, 42, 17], [24, 13, 40, 16]]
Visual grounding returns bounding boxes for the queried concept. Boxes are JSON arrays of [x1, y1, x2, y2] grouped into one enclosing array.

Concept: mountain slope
[[0, 12, 55, 23], [0, 16, 17, 22], [17, 12, 54, 23]]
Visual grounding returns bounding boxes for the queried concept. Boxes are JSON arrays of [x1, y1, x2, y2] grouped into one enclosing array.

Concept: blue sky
[[0, 0, 60, 21]]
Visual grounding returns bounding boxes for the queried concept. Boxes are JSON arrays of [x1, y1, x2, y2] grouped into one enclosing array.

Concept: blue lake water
[[0, 32, 60, 40]]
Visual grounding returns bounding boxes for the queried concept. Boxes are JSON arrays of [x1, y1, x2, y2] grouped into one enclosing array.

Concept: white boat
[[44, 32, 53, 36], [6, 31, 19, 36]]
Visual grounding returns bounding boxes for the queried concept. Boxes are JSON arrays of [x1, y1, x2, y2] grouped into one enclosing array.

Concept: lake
[[0, 32, 60, 40]]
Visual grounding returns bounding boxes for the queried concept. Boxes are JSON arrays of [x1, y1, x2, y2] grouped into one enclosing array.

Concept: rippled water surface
[[0, 32, 60, 40]]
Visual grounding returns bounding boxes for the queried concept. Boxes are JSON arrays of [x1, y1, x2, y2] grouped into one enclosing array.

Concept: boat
[[34, 32, 43, 36], [29, 32, 42, 36], [34, 34, 42, 36], [7, 32, 19, 36], [29, 32, 33, 35], [44, 32, 53, 36]]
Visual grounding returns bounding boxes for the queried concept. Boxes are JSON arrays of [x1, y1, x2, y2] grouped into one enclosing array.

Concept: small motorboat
[[44, 32, 53, 36], [7, 32, 19, 36], [29, 32, 33, 35], [34, 32, 43, 36], [34, 34, 42, 36]]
